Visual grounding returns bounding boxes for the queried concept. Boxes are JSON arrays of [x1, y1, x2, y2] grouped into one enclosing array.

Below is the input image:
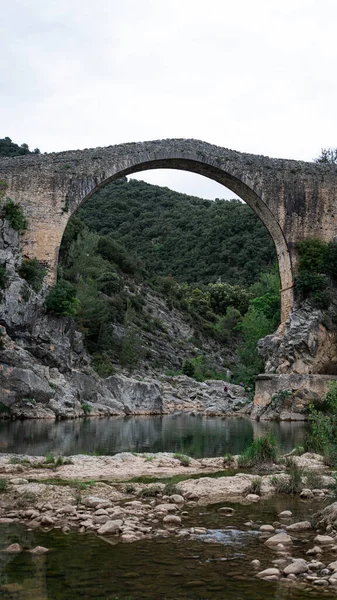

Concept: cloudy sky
[[1, 0, 336, 199]]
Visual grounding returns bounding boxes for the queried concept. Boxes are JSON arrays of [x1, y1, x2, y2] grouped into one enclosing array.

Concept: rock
[[245, 494, 260, 502], [29, 546, 49, 554], [121, 534, 139, 543], [300, 489, 314, 499], [279, 510, 292, 518], [313, 579, 329, 587], [314, 535, 335, 546], [154, 504, 177, 513], [83, 497, 112, 509], [41, 515, 54, 526], [265, 533, 293, 546], [286, 521, 312, 531], [163, 515, 181, 526], [57, 505, 76, 515], [93, 515, 109, 525], [306, 546, 323, 555], [257, 568, 280, 579], [9, 477, 29, 486], [97, 519, 123, 535], [259, 525, 275, 532], [283, 559, 308, 575], [24, 509, 39, 519], [105, 375, 164, 414], [169, 495, 184, 504], [4, 543, 22, 553], [328, 561, 337, 570], [251, 559, 261, 568], [218, 507, 235, 514]]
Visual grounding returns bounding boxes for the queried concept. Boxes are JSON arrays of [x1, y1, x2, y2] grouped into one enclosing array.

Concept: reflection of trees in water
[[0, 416, 307, 458]]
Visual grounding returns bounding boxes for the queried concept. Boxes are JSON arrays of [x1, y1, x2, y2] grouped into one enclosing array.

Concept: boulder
[[97, 519, 123, 535]]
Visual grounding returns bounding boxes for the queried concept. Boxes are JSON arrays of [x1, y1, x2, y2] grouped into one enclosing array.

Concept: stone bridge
[[1, 138, 337, 322]]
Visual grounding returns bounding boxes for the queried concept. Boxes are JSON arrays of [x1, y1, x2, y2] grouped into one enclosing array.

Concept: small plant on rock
[[0, 479, 8, 492], [3, 199, 27, 231], [163, 482, 183, 496], [173, 453, 191, 467], [18, 258, 46, 292], [271, 458, 303, 494], [139, 485, 162, 497], [238, 434, 278, 468]]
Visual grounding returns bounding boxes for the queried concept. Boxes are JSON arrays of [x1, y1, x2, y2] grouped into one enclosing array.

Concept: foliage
[[304, 381, 337, 462], [0, 265, 8, 290], [18, 258, 46, 291], [238, 434, 278, 467], [173, 453, 191, 466], [271, 458, 303, 494], [3, 199, 27, 231], [0, 479, 8, 492], [45, 279, 79, 316], [81, 403, 92, 415], [162, 482, 183, 496], [315, 148, 337, 164], [0, 136, 40, 157], [294, 238, 337, 310], [139, 485, 162, 497], [78, 178, 276, 287], [182, 355, 228, 382], [247, 477, 262, 495]]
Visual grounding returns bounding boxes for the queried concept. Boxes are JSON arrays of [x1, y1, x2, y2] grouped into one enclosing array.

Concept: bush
[[247, 477, 262, 495], [0, 479, 8, 492], [18, 258, 46, 291], [182, 359, 195, 377], [3, 199, 27, 231], [0, 265, 8, 289], [139, 485, 162, 497], [173, 453, 191, 467], [45, 279, 79, 316], [163, 482, 183, 496], [238, 434, 278, 468], [81, 403, 92, 415], [271, 458, 303, 494]]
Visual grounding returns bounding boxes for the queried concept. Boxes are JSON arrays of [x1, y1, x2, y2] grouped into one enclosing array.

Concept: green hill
[[78, 177, 276, 286]]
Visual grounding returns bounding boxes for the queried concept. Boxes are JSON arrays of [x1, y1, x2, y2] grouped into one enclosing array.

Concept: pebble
[[257, 568, 280, 579], [9, 478, 29, 485], [314, 535, 334, 546], [4, 543, 22, 553], [286, 521, 312, 532], [163, 515, 181, 526], [169, 495, 184, 504], [306, 546, 322, 555], [279, 511, 292, 518], [265, 533, 293, 547], [218, 507, 235, 514], [97, 519, 123, 535], [283, 560, 308, 575], [246, 494, 260, 502], [259, 525, 275, 532], [251, 559, 261, 568], [29, 546, 49, 554]]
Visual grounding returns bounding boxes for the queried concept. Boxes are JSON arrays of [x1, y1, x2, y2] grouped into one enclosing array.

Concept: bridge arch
[[67, 155, 293, 322]]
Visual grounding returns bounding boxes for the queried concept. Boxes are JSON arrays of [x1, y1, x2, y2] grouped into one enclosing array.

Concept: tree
[[315, 148, 337, 164]]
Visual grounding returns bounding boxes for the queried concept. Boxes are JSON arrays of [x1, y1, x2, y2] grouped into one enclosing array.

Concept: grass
[[173, 453, 191, 467], [0, 479, 8, 492], [162, 482, 183, 496], [223, 453, 233, 465], [238, 434, 278, 468], [138, 485, 162, 497], [271, 458, 303, 495], [247, 476, 262, 495], [127, 468, 239, 486]]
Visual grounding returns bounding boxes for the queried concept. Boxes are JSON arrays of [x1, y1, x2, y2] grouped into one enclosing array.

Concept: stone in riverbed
[[169, 495, 184, 504], [306, 546, 322, 555], [41, 515, 55, 526], [83, 497, 112, 508], [251, 559, 261, 568], [259, 525, 275, 532], [97, 519, 123, 535], [279, 511, 292, 518], [314, 535, 335, 546], [328, 560, 337, 570], [9, 478, 29, 485], [265, 533, 293, 546], [163, 515, 181, 526], [4, 544, 22, 553], [30, 546, 49, 554], [246, 494, 260, 502], [286, 521, 312, 532], [257, 568, 280, 579], [283, 559, 308, 575]]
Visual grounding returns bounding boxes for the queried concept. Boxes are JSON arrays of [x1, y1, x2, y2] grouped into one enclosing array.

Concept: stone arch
[[67, 156, 293, 322]]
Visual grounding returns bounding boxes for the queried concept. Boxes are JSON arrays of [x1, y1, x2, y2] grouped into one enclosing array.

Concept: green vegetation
[[3, 199, 27, 231], [45, 279, 79, 316], [304, 381, 337, 465], [173, 453, 191, 466], [0, 137, 40, 157], [81, 403, 92, 415], [295, 238, 337, 314], [162, 482, 183, 496], [271, 458, 303, 495], [78, 178, 276, 286], [238, 434, 278, 468], [315, 148, 337, 164], [0, 479, 8, 492], [139, 485, 162, 497], [18, 258, 46, 292]]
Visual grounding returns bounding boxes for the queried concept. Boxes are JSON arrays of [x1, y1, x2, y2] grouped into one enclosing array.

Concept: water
[[0, 498, 334, 600], [0, 415, 307, 457]]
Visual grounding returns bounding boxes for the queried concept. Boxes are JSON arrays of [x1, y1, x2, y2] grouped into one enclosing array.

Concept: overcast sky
[[1, 0, 336, 199]]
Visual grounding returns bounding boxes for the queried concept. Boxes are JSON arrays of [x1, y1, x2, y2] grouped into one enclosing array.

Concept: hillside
[[78, 177, 276, 286]]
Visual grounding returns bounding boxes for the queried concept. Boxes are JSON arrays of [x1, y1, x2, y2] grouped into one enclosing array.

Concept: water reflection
[[0, 415, 307, 457]]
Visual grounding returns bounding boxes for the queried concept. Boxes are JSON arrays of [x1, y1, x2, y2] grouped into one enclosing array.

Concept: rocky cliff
[[0, 218, 249, 419]]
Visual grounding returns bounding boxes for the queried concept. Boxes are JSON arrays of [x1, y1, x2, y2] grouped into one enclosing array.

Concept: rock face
[[258, 304, 337, 376], [0, 218, 250, 420]]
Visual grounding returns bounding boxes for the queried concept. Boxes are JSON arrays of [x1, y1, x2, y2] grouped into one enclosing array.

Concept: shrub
[[182, 359, 195, 377], [91, 353, 115, 378], [271, 458, 303, 494], [247, 477, 262, 495], [81, 403, 92, 415], [223, 453, 233, 465], [0, 265, 8, 290], [45, 279, 79, 316], [163, 482, 183, 496], [0, 479, 8, 492], [3, 199, 27, 231], [305, 470, 324, 490], [18, 258, 46, 291], [238, 434, 278, 468], [173, 453, 191, 467], [139, 485, 162, 497]]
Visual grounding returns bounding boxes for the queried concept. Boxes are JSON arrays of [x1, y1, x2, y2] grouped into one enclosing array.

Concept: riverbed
[[0, 414, 307, 457], [0, 497, 335, 600]]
